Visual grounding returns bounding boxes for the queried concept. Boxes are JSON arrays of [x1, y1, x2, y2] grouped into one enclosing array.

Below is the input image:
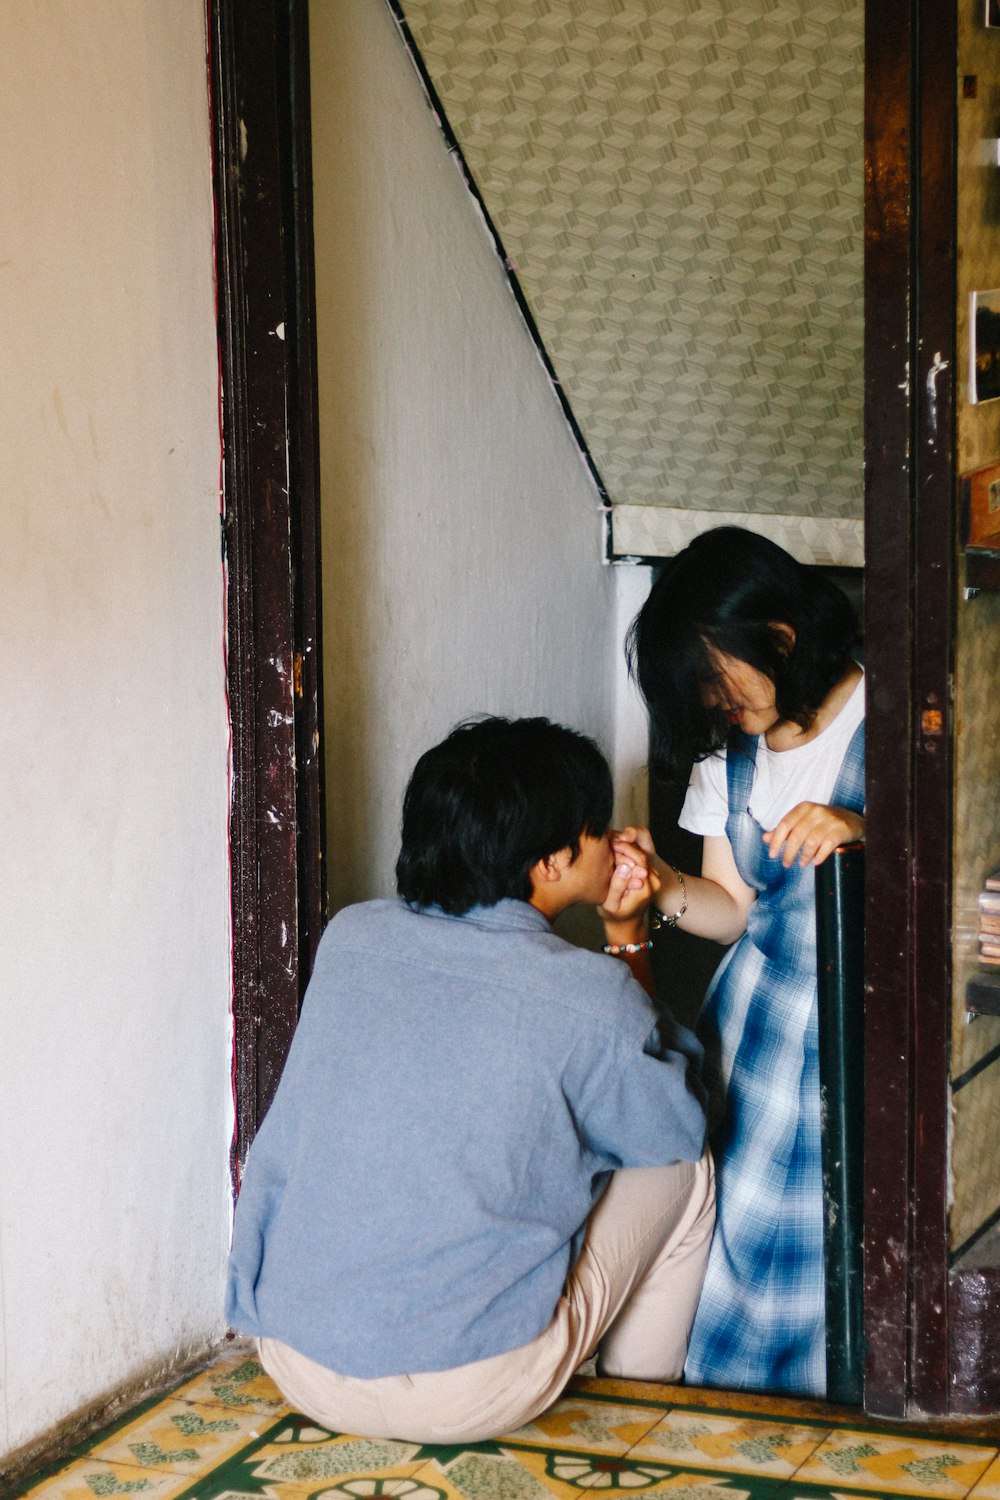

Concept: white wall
[[311, 0, 635, 915], [0, 2, 231, 1462]]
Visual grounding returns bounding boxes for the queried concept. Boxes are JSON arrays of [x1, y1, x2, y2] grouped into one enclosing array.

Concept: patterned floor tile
[[168, 1416, 431, 1500], [419, 1449, 566, 1500], [778, 1490, 900, 1500], [79, 1397, 274, 1477], [238, 1440, 430, 1495], [13, 1348, 1000, 1500], [966, 1453, 1000, 1500], [498, 1398, 666, 1454], [628, 1411, 830, 1475], [796, 1430, 999, 1497], [167, 1348, 289, 1416], [286, 1478, 453, 1500], [568, 1380, 844, 1428], [18, 1456, 194, 1500], [422, 1445, 765, 1500]]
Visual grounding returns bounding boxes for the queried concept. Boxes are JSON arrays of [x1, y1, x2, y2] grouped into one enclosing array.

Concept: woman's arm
[[616, 828, 755, 947]]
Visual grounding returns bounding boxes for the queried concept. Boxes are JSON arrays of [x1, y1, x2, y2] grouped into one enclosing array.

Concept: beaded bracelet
[[649, 864, 688, 930], [603, 939, 653, 956]]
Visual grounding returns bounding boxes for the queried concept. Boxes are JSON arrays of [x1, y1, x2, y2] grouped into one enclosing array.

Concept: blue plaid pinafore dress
[[683, 719, 865, 1396]]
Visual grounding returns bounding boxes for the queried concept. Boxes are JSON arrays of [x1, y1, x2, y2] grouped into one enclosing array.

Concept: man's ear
[[529, 847, 571, 888], [769, 620, 796, 655]]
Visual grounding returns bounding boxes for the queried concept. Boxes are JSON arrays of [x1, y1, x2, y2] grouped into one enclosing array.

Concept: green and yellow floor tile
[[9, 1346, 1000, 1500]]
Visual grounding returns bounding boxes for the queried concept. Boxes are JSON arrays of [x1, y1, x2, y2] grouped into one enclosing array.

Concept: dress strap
[[830, 720, 865, 813], [725, 729, 759, 815]]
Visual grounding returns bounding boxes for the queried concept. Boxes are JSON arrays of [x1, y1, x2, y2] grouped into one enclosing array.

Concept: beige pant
[[258, 1149, 714, 1444]]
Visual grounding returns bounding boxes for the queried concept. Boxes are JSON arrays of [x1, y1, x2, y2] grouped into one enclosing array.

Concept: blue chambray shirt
[[225, 897, 706, 1378]]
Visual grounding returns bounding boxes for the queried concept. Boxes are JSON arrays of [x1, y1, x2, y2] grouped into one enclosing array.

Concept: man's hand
[[763, 804, 865, 868], [599, 836, 661, 943]]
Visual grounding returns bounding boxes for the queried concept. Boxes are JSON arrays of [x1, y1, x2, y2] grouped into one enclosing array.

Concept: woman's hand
[[614, 826, 688, 912], [763, 804, 865, 868], [613, 826, 666, 882]]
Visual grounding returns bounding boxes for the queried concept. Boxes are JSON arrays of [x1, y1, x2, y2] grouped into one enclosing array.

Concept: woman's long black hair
[[626, 527, 859, 782]]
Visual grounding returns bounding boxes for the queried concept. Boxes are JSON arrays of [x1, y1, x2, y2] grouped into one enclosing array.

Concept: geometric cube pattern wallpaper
[[393, 0, 864, 549]]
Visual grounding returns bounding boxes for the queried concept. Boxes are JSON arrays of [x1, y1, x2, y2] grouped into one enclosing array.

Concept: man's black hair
[[395, 716, 613, 915], [626, 526, 859, 782]]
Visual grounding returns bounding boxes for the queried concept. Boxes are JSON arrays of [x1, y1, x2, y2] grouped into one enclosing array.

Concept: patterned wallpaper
[[393, 0, 864, 561], [951, 8, 1000, 1254]]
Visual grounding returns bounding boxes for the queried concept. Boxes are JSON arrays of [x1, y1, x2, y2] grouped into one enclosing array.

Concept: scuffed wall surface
[[395, 0, 863, 543], [310, 0, 618, 916], [0, 1, 230, 1459], [951, 10, 1000, 1252]]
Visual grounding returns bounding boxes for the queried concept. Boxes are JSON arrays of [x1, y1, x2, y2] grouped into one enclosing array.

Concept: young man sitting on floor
[[225, 716, 715, 1443]]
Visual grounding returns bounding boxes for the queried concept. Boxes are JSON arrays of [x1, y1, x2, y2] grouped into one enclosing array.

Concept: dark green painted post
[[816, 843, 866, 1406]]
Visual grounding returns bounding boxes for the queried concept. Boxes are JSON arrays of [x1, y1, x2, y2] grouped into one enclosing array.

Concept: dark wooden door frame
[[209, 0, 966, 1417], [209, 0, 325, 1177], [863, 0, 956, 1418]]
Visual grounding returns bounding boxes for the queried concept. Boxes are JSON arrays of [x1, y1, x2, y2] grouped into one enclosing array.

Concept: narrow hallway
[[9, 1345, 1000, 1500]]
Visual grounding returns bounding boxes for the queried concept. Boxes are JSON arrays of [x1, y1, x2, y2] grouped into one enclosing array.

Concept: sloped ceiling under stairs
[[393, 0, 864, 565]]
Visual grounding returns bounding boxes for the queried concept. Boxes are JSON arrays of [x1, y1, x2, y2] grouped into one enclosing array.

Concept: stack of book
[[978, 868, 1000, 966]]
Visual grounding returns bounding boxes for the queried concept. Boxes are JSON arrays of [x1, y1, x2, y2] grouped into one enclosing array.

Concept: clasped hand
[[598, 832, 660, 927]]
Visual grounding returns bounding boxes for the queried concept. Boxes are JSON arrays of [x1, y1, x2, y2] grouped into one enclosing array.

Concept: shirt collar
[[418, 898, 550, 933]]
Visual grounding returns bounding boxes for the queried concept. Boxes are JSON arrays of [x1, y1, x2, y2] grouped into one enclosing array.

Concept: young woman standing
[[623, 526, 864, 1397]]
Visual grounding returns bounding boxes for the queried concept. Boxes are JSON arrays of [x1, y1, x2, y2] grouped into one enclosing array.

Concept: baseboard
[[0, 1336, 225, 1498]]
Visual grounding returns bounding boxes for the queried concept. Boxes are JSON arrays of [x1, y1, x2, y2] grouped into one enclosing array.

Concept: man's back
[[225, 896, 704, 1378]]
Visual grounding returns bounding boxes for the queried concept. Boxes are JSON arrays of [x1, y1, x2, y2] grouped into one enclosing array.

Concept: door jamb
[[209, 0, 325, 1176], [862, 0, 956, 1418]]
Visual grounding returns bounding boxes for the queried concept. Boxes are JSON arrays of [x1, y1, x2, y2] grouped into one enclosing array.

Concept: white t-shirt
[[679, 670, 865, 839]]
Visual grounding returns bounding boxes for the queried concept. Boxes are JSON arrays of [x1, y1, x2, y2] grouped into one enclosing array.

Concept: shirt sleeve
[[678, 752, 729, 838]]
